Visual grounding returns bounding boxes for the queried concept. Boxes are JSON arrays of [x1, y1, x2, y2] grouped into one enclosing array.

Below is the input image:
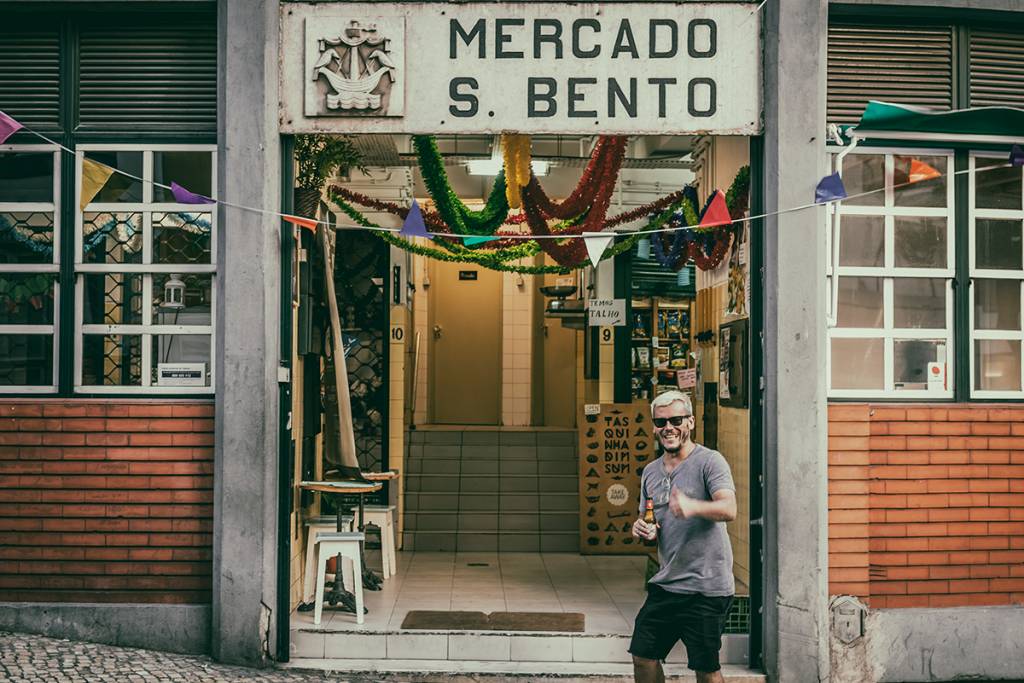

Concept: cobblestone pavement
[[0, 632, 377, 683]]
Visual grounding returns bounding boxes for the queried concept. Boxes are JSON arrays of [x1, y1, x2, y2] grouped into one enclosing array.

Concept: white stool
[[352, 504, 397, 579], [314, 531, 365, 626], [302, 515, 354, 604]]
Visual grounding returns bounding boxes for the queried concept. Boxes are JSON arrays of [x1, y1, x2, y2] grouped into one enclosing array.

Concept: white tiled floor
[[292, 551, 649, 635]]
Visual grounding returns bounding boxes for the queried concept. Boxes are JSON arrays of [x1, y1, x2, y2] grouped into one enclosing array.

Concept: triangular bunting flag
[[463, 235, 498, 247], [698, 190, 731, 228], [0, 110, 22, 144], [283, 214, 318, 231], [814, 172, 848, 203], [908, 158, 942, 184], [582, 231, 615, 268], [1010, 145, 1024, 168], [80, 159, 115, 211], [171, 181, 215, 205], [400, 199, 431, 238]]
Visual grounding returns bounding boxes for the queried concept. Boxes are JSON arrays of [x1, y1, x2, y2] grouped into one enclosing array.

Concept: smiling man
[[629, 390, 737, 683]]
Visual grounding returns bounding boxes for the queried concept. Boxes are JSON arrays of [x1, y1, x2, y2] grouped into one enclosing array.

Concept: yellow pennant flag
[[80, 159, 115, 211]]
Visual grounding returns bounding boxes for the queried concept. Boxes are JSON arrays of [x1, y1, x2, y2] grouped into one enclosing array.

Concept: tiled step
[[283, 659, 763, 682]]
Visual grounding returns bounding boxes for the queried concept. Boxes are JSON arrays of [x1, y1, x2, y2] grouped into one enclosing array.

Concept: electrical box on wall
[[831, 595, 866, 645], [718, 318, 748, 408]]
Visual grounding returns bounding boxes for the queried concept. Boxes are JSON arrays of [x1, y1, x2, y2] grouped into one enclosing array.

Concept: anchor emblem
[[312, 21, 396, 112]]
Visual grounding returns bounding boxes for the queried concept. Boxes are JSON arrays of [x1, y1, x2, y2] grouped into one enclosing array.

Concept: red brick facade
[[829, 404, 1024, 608], [0, 400, 214, 604]]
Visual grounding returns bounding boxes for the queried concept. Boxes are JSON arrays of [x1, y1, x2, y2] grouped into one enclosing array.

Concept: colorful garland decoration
[[502, 134, 532, 210]]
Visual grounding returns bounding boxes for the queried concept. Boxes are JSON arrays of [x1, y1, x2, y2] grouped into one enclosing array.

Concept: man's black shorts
[[628, 584, 734, 672]]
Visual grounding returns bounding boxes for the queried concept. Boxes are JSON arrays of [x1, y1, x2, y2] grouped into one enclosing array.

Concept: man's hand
[[632, 517, 657, 542], [669, 485, 698, 519]]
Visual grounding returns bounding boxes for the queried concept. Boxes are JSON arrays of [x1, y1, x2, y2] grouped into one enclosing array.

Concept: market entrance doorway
[[428, 259, 501, 424]]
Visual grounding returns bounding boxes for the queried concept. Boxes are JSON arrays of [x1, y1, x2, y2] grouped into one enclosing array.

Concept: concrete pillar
[[213, 0, 282, 666], [761, 1, 830, 681]]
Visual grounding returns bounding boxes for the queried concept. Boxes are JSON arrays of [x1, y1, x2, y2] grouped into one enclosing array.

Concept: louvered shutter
[[78, 17, 217, 131], [827, 24, 954, 124], [969, 29, 1024, 109], [0, 25, 61, 131]]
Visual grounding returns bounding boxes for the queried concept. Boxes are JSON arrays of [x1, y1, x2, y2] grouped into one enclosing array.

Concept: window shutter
[[0, 25, 61, 131], [827, 24, 954, 124], [78, 17, 217, 131], [969, 29, 1024, 109]]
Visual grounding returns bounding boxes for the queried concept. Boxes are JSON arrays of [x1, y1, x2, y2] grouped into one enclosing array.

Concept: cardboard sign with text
[[578, 402, 656, 555]]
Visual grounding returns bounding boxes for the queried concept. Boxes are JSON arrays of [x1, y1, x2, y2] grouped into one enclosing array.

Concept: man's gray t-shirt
[[638, 445, 735, 596]]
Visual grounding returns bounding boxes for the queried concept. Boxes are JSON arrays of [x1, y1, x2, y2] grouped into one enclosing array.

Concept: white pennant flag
[[583, 232, 616, 268]]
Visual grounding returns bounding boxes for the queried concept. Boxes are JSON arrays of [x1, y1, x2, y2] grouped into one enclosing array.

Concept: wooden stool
[[302, 515, 354, 604], [314, 531, 365, 625], [352, 504, 397, 579]]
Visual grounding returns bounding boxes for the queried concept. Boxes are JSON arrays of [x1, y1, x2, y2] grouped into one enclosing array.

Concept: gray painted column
[[213, 0, 282, 666], [761, 2, 830, 682]]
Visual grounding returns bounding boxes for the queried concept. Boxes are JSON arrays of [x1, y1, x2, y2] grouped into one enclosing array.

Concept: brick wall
[[829, 404, 1024, 608], [0, 400, 214, 604]]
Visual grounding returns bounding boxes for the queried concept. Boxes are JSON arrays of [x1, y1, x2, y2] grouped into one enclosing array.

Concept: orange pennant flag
[[80, 159, 115, 210], [283, 214, 318, 231], [908, 158, 942, 184]]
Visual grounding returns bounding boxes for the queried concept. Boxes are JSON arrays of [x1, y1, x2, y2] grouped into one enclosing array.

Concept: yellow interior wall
[[390, 303, 408, 547]]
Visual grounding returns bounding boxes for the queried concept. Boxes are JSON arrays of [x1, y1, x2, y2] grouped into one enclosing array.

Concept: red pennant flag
[[699, 191, 731, 228], [283, 214, 318, 231], [908, 159, 941, 184]]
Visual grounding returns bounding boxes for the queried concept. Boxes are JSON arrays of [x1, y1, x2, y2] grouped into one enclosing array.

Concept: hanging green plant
[[293, 134, 366, 217]]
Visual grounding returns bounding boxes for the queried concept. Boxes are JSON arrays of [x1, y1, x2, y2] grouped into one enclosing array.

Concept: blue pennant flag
[[400, 199, 431, 238], [1010, 145, 1024, 168], [815, 172, 848, 204]]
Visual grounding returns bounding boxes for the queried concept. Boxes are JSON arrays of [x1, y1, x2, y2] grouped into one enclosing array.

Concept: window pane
[[0, 212, 55, 265], [82, 212, 143, 264], [840, 154, 884, 206], [153, 152, 213, 203], [839, 215, 884, 267], [152, 273, 213, 325], [153, 212, 212, 265], [837, 277, 883, 328], [893, 278, 946, 329], [894, 155, 947, 208], [976, 157, 1021, 211], [153, 335, 211, 387], [83, 274, 143, 326], [0, 334, 53, 386], [831, 338, 884, 390], [974, 279, 1021, 331], [82, 334, 142, 386], [976, 219, 1023, 271], [975, 339, 1021, 392], [0, 152, 53, 203], [894, 339, 946, 391], [894, 216, 947, 268], [0, 274, 56, 325], [83, 151, 143, 203]]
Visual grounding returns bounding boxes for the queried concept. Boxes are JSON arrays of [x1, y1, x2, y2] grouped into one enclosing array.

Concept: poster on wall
[[718, 328, 731, 400], [578, 402, 655, 555]]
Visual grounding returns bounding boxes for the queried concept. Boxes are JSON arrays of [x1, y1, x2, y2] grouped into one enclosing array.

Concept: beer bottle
[[642, 500, 658, 547]]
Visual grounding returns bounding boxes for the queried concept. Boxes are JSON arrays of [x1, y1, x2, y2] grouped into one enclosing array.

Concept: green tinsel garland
[[412, 135, 510, 236]]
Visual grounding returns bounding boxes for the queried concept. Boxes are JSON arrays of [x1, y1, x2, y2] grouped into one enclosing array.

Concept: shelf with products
[[629, 296, 693, 401]]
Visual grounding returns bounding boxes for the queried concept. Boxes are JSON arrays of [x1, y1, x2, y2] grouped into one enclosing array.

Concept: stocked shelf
[[630, 296, 693, 400]]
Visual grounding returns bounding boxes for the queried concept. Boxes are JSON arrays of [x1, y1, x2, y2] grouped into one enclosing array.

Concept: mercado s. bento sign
[[280, 2, 761, 135]]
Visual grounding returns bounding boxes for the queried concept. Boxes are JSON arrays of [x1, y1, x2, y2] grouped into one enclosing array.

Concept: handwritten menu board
[[578, 402, 656, 555]]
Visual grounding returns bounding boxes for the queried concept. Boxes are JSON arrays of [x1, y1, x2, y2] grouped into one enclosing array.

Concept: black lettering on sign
[[495, 18, 525, 58], [449, 78, 479, 118], [534, 18, 564, 59], [611, 19, 639, 58], [528, 77, 557, 117], [687, 19, 717, 58], [647, 77, 676, 118], [459, 270, 478, 280], [450, 18, 486, 59], [649, 19, 678, 58], [608, 77, 637, 118], [572, 19, 601, 58], [568, 77, 597, 118], [688, 78, 717, 117]]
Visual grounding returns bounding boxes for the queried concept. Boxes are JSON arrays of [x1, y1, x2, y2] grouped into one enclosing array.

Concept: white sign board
[[588, 298, 626, 327], [281, 2, 761, 134], [157, 363, 207, 387], [676, 368, 697, 389]]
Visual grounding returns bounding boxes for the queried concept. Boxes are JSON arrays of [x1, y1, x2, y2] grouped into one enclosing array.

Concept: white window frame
[[969, 152, 1024, 399], [826, 147, 956, 399], [74, 144, 217, 395], [0, 143, 61, 393]]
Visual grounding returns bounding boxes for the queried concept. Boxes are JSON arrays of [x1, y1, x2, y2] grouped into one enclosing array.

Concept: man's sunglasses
[[652, 415, 692, 428]]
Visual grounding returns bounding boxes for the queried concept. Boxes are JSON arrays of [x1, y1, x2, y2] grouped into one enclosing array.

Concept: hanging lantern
[[677, 267, 691, 288], [163, 274, 186, 309], [637, 236, 651, 259]]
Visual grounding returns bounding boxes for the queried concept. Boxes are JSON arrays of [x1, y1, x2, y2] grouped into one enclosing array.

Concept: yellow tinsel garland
[[501, 134, 532, 209]]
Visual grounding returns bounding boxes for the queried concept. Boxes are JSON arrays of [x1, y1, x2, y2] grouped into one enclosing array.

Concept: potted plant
[[293, 134, 365, 219]]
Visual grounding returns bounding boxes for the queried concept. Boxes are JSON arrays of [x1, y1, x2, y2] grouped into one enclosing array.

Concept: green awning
[[851, 100, 1024, 142]]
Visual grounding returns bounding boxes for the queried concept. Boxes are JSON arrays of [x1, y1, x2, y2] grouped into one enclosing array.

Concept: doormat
[[400, 610, 585, 632]]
